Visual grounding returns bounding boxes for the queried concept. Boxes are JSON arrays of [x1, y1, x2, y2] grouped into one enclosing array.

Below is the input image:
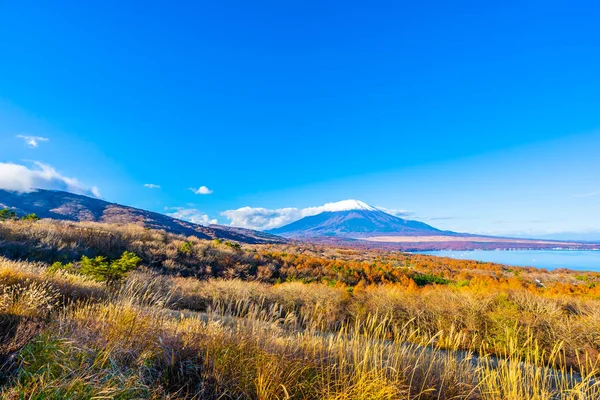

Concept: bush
[[412, 273, 451, 286], [178, 241, 194, 255], [0, 209, 17, 221], [80, 251, 141, 283], [48, 261, 75, 274], [20, 214, 39, 221], [224, 241, 241, 250]]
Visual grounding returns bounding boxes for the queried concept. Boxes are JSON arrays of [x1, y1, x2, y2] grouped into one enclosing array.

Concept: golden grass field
[[1, 219, 599, 399]]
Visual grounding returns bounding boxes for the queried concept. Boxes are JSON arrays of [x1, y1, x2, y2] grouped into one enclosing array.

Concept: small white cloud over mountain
[[376, 207, 414, 218], [222, 199, 412, 230], [0, 161, 100, 198], [191, 186, 213, 195], [222, 207, 303, 230], [16, 134, 49, 148], [166, 207, 217, 225]]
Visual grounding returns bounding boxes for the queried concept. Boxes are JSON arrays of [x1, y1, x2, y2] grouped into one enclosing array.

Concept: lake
[[417, 250, 600, 272]]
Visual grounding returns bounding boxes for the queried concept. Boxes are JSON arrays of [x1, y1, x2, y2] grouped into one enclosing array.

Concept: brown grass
[[1, 221, 599, 398]]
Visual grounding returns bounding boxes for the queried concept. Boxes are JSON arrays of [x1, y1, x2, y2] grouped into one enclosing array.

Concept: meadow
[[1, 219, 599, 399]]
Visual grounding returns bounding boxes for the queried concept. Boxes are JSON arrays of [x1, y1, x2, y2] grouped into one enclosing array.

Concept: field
[[1, 219, 600, 399]]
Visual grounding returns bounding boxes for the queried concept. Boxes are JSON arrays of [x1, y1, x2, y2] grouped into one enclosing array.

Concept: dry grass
[[1, 221, 600, 398], [1, 256, 598, 399]]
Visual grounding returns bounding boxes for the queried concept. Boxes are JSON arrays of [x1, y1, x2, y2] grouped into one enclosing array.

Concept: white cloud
[[376, 207, 414, 218], [166, 207, 217, 226], [16, 135, 49, 148], [90, 186, 101, 198], [222, 207, 304, 230], [191, 186, 213, 195], [144, 183, 161, 189], [0, 162, 100, 198], [222, 199, 415, 230]]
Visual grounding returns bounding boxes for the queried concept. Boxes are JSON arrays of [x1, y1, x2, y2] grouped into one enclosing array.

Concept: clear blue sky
[[1, 1, 599, 237]]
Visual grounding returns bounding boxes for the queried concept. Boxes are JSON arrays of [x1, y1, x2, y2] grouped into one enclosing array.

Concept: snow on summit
[[320, 199, 377, 212]]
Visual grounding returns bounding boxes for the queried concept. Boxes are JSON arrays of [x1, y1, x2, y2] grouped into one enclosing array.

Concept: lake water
[[417, 250, 600, 272]]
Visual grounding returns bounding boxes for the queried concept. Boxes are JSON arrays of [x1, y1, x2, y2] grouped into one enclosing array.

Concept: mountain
[[0, 189, 284, 244], [266, 200, 600, 251], [267, 200, 448, 238]]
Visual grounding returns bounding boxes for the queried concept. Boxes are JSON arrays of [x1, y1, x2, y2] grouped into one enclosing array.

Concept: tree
[[0, 208, 17, 220], [80, 251, 142, 282], [21, 213, 40, 221]]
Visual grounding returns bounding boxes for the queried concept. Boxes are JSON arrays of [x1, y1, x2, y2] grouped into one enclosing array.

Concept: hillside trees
[[0, 208, 38, 221], [0, 208, 17, 220]]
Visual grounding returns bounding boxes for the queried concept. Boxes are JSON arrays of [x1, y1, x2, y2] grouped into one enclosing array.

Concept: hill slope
[[0, 189, 284, 244], [268, 200, 447, 238]]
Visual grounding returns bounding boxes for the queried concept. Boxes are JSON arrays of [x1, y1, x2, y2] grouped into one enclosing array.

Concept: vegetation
[[1, 219, 599, 398], [0, 208, 38, 221], [20, 213, 39, 221], [48, 251, 142, 282], [79, 251, 142, 282], [0, 208, 17, 221]]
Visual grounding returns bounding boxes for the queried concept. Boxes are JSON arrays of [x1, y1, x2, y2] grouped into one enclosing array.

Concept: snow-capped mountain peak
[[267, 198, 443, 238], [319, 199, 377, 212]]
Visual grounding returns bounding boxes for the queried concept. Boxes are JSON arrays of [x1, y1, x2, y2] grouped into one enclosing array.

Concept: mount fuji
[[265, 200, 600, 251], [267, 200, 449, 238]]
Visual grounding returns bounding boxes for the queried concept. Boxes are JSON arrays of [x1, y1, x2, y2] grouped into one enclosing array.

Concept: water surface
[[417, 250, 600, 272]]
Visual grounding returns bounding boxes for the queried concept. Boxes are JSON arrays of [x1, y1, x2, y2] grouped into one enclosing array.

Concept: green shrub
[[224, 241, 241, 250], [412, 273, 451, 286], [178, 241, 194, 255], [21, 213, 39, 221], [80, 251, 141, 282], [0, 208, 17, 221], [48, 261, 75, 274]]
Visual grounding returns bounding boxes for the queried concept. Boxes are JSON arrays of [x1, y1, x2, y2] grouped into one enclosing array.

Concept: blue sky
[[1, 1, 599, 238]]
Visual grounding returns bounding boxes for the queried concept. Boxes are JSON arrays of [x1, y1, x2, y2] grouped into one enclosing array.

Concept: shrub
[[224, 241, 241, 249], [178, 241, 194, 255], [412, 273, 451, 286], [80, 251, 141, 283], [48, 261, 75, 274], [20, 214, 39, 221], [0, 209, 17, 221]]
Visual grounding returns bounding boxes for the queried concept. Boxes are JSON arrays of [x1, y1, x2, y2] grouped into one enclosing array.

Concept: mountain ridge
[[0, 189, 284, 244]]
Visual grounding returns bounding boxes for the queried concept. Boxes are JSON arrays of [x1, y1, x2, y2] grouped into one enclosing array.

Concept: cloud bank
[[222, 200, 414, 230], [166, 207, 218, 226], [16, 135, 49, 148], [0, 162, 100, 198]]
